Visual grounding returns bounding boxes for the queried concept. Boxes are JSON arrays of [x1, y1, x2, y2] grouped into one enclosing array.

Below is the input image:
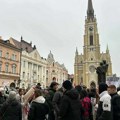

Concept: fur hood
[[33, 96, 45, 104]]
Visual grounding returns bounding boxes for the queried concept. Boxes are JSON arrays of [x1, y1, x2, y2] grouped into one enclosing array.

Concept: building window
[[15, 55, 17, 61], [46, 70, 48, 74], [0, 63, 2, 71], [12, 64, 16, 74], [23, 61, 25, 67], [90, 35, 93, 45], [23, 72, 25, 78], [5, 63, 9, 73], [11, 54, 16, 61], [0, 50, 2, 57], [90, 48, 94, 51], [5, 52, 9, 59], [27, 73, 29, 79], [38, 75, 39, 80], [53, 62, 54, 67]]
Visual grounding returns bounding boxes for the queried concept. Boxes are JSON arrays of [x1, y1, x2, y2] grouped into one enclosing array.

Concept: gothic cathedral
[[74, 0, 112, 87]]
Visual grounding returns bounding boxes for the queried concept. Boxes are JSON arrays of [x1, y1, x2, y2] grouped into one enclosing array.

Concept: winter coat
[[28, 96, 49, 120], [46, 88, 56, 110], [96, 91, 112, 120], [0, 96, 5, 108], [59, 88, 84, 120], [45, 88, 56, 120], [53, 90, 63, 120], [110, 93, 120, 120], [81, 96, 92, 120], [0, 99, 22, 120]]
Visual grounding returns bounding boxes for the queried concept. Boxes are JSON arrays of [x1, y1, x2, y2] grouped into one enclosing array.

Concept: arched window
[[90, 82, 96, 88], [12, 64, 17, 74], [0, 50, 2, 57], [6, 52, 9, 59], [53, 62, 54, 67], [5, 63, 9, 73], [90, 35, 93, 45], [0, 62, 2, 72]]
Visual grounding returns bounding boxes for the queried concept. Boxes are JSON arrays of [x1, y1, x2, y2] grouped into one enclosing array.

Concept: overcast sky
[[0, 0, 120, 75]]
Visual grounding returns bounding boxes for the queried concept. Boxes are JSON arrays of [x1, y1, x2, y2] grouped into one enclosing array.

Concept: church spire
[[75, 47, 78, 55], [87, 0, 94, 20], [106, 44, 109, 54]]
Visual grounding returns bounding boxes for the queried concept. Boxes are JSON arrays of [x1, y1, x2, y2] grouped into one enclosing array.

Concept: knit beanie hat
[[99, 83, 108, 94], [62, 80, 72, 90]]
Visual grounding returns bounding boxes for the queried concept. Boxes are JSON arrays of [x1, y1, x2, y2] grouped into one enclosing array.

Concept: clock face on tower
[[89, 27, 93, 31], [89, 65, 95, 73]]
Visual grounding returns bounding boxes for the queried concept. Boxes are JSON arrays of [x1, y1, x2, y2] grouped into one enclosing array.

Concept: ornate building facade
[[9, 37, 47, 88], [46, 51, 68, 87], [9, 37, 68, 88], [74, 0, 112, 87], [0, 37, 21, 86]]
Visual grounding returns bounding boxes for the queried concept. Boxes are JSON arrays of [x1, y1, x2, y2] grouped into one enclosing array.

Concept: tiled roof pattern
[[11, 38, 35, 53]]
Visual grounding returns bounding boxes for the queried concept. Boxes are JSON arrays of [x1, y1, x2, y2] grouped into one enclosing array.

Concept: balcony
[[0, 71, 20, 77]]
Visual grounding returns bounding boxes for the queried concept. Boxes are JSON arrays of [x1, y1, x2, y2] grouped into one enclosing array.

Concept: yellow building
[[74, 0, 112, 87]]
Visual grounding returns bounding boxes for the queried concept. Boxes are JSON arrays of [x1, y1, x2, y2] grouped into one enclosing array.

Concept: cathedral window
[[90, 35, 93, 45]]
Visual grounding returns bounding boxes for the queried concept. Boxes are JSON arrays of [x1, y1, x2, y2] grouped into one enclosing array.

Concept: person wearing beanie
[[96, 83, 112, 120], [59, 80, 84, 120], [62, 80, 72, 91], [0, 91, 22, 120]]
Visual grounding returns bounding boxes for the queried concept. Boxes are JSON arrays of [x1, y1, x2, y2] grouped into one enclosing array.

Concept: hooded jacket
[[96, 91, 112, 120], [0, 99, 22, 120], [59, 88, 84, 120], [28, 96, 49, 120]]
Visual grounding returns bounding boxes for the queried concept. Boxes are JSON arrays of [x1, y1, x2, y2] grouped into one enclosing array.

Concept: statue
[[96, 60, 108, 84]]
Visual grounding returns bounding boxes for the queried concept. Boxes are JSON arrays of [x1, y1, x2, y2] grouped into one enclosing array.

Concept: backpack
[[81, 97, 92, 118]]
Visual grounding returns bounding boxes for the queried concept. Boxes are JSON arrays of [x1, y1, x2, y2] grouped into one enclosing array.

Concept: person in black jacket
[[108, 85, 120, 120], [0, 91, 22, 120], [59, 80, 84, 120], [96, 83, 112, 120], [0, 88, 5, 109], [53, 87, 63, 120], [46, 82, 59, 120], [28, 88, 49, 120]]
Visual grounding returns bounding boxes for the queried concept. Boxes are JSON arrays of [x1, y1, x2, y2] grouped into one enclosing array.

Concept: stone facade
[[74, 0, 112, 87], [9, 38, 68, 88], [9, 37, 47, 88], [46, 51, 68, 87], [0, 37, 21, 86]]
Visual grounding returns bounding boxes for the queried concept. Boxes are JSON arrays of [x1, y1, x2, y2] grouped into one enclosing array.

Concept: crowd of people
[[0, 80, 120, 120]]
